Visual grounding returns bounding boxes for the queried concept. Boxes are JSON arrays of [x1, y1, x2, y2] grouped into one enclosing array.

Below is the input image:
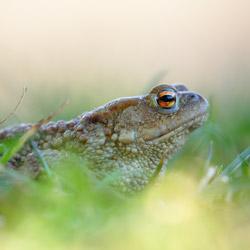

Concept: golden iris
[[156, 89, 176, 109]]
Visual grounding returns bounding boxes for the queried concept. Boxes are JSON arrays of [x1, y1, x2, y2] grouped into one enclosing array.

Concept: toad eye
[[156, 89, 176, 109]]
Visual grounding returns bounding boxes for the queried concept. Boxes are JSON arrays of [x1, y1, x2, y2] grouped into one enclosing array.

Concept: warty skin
[[0, 84, 209, 193]]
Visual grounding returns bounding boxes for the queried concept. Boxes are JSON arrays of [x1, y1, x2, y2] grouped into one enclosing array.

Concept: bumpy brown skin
[[0, 84, 209, 193]]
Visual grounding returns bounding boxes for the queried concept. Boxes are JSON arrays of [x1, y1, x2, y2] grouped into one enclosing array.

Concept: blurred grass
[[0, 84, 250, 250]]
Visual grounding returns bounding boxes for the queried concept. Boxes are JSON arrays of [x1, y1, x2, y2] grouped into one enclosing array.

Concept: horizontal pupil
[[159, 94, 175, 102]]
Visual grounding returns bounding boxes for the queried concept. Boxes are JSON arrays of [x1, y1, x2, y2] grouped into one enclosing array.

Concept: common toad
[[0, 84, 209, 193]]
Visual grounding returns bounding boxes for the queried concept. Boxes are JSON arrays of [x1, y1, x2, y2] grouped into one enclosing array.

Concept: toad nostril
[[190, 93, 199, 102]]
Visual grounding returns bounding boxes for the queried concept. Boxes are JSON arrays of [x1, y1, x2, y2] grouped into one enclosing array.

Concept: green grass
[[0, 97, 250, 250]]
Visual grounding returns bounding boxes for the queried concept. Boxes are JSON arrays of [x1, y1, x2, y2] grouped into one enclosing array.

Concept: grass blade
[[30, 139, 52, 179], [0, 99, 69, 165], [0, 86, 27, 125], [215, 146, 250, 181]]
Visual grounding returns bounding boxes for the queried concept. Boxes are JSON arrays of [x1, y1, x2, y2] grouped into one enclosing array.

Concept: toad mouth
[[143, 111, 208, 143]]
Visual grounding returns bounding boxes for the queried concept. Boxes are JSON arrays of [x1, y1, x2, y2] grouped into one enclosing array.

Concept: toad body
[[0, 84, 209, 193]]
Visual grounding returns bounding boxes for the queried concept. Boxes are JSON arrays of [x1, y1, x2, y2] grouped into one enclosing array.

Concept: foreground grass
[[0, 104, 250, 250]]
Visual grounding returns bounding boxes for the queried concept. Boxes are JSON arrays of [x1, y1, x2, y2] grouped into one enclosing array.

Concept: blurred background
[[0, 0, 249, 122], [0, 1, 250, 249]]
